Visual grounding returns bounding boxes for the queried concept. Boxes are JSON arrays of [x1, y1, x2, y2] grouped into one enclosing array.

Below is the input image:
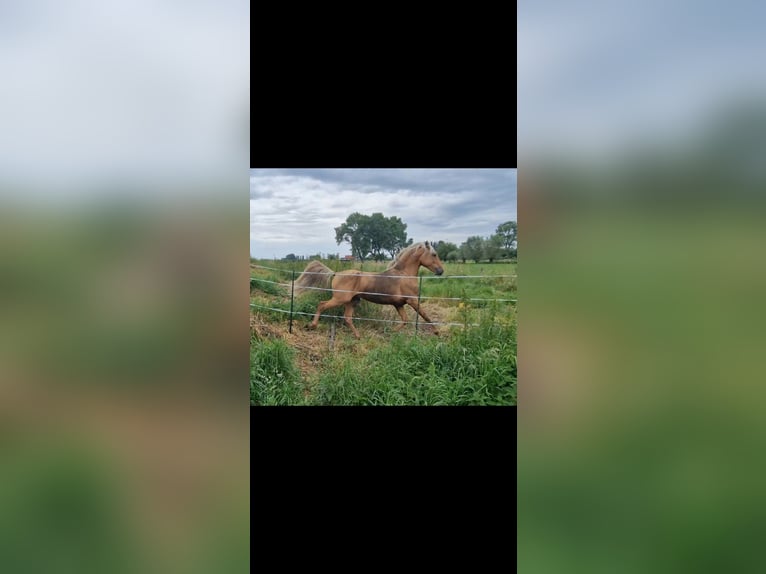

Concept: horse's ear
[[425, 241, 430, 248]]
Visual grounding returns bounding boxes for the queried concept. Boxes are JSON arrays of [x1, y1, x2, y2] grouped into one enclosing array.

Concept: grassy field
[[250, 258, 517, 405]]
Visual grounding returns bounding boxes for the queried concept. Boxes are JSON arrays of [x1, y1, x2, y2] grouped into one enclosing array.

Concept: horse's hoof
[[305, 323, 316, 330]]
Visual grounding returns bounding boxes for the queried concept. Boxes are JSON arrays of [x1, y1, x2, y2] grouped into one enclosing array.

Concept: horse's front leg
[[407, 300, 439, 335], [393, 305, 408, 331]]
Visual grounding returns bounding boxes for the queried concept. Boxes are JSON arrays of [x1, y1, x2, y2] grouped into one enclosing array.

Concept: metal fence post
[[289, 269, 296, 333]]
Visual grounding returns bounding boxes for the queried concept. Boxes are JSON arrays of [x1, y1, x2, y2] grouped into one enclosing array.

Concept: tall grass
[[249, 277, 285, 296], [249, 311, 516, 406], [310, 317, 516, 405], [421, 276, 516, 305], [250, 336, 305, 405]]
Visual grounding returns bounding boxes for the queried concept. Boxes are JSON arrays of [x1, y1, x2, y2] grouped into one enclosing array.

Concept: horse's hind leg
[[307, 295, 348, 330], [343, 302, 361, 339]]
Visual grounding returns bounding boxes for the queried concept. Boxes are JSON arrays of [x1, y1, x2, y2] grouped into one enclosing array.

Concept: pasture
[[250, 258, 517, 405]]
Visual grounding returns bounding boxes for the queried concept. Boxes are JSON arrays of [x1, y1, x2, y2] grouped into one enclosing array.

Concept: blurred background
[[6, 0, 766, 570], [519, 1, 766, 572], [0, 2, 249, 573]]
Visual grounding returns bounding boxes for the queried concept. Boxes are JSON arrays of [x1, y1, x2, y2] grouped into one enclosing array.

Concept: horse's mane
[[386, 242, 431, 270]]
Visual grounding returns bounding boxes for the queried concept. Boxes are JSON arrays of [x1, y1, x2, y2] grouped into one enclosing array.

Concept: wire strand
[[251, 264, 517, 280], [249, 303, 480, 327], [250, 277, 517, 302]]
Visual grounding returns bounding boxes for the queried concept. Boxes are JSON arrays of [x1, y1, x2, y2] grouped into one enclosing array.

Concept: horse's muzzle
[[435, 267, 444, 276]]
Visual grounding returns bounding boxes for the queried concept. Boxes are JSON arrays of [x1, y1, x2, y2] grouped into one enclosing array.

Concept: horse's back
[[333, 270, 388, 293], [333, 270, 363, 290]]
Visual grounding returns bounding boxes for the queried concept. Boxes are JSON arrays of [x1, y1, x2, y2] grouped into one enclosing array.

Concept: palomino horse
[[294, 241, 444, 338]]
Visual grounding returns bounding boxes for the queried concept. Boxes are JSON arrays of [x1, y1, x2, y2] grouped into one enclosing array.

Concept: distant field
[[250, 258, 517, 405], [251, 258, 516, 277]]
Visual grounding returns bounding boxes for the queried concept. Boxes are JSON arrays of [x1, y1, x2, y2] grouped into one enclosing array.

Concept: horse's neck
[[391, 254, 420, 276]]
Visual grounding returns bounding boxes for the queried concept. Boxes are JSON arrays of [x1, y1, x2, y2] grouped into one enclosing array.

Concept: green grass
[[310, 319, 516, 405], [249, 336, 306, 405], [250, 309, 516, 406], [249, 277, 284, 296]]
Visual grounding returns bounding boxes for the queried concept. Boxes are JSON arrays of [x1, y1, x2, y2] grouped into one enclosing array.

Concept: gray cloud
[[250, 169, 516, 258]]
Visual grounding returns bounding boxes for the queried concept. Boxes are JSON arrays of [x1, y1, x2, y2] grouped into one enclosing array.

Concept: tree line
[[428, 220, 517, 263], [327, 212, 516, 263]]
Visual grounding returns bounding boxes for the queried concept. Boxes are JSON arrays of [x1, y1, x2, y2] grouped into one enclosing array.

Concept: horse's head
[[419, 241, 444, 276]]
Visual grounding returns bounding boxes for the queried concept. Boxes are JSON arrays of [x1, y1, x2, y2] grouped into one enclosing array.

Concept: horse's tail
[[294, 260, 334, 296]]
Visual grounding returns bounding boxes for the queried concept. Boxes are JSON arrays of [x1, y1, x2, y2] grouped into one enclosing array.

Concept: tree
[[446, 250, 459, 262], [335, 212, 411, 262], [365, 212, 388, 261], [284, 253, 296, 261], [483, 234, 504, 263], [368, 212, 411, 261], [375, 213, 411, 259], [434, 240, 458, 261], [496, 221, 517, 251], [335, 212, 372, 262], [461, 236, 485, 263]]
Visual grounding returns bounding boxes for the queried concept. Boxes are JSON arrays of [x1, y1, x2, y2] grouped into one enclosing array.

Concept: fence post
[[415, 274, 423, 332], [289, 269, 296, 333]]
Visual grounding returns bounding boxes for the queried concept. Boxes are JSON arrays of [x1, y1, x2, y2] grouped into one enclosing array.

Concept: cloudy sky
[[519, 1, 766, 160], [0, 0, 248, 195], [250, 169, 517, 258]]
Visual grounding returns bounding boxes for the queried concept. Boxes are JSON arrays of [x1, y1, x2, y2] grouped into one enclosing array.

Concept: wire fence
[[249, 277, 518, 303], [250, 263, 518, 280], [250, 263, 517, 332], [248, 303, 480, 328]]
